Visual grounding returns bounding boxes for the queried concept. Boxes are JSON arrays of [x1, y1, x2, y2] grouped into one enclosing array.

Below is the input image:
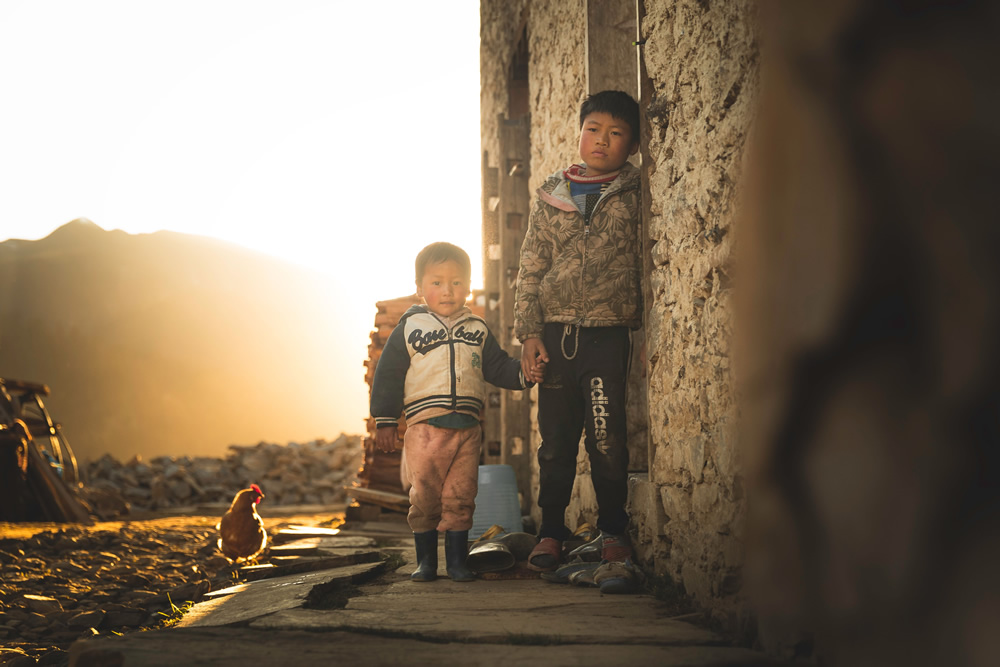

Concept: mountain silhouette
[[0, 219, 362, 462]]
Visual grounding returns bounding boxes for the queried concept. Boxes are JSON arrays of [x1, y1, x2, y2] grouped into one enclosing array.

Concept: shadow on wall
[[738, 2, 1000, 666]]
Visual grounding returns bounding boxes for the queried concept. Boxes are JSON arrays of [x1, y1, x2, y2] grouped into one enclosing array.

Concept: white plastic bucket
[[470, 464, 523, 539]]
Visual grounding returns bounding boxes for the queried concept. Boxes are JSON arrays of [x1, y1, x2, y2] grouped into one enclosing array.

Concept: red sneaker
[[600, 534, 633, 562], [527, 537, 562, 572]]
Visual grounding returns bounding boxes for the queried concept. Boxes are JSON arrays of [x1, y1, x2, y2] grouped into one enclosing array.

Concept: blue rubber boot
[[411, 530, 438, 582], [444, 530, 476, 582]]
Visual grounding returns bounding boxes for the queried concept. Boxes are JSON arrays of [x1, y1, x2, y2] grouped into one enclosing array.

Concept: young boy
[[515, 90, 642, 574], [371, 242, 538, 582]]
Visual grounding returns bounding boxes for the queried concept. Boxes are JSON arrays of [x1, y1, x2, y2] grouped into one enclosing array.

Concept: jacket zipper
[[431, 312, 460, 409], [577, 182, 638, 321]]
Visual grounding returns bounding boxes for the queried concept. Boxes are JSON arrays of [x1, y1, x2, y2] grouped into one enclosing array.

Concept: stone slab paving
[[252, 579, 720, 646], [66, 522, 789, 666], [67, 628, 785, 667], [177, 561, 384, 628]]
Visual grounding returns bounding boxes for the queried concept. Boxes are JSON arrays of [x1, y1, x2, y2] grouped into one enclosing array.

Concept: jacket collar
[[403, 304, 476, 328], [538, 161, 639, 213], [437, 306, 473, 328]]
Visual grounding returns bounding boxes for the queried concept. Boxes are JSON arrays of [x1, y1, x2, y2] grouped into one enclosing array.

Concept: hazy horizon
[[0, 219, 396, 462], [0, 1, 483, 452]]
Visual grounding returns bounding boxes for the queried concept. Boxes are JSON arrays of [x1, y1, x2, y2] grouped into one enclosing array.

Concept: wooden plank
[[271, 525, 342, 545], [267, 542, 320, 557], [239, 551, 381, 581], [271, 536, 377, 552], [497, 114, 533, 508], [179, 561, 386, 628], [346, 486, 409, 513]]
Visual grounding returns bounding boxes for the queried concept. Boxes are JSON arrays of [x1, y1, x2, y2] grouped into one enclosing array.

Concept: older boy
[[371, 242, 537, 582], [515, 90, 642, 578]]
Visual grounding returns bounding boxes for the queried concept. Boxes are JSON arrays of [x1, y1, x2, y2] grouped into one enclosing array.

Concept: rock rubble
[[81, 434, 364, 516], [0, 435, 363, 664], [0, 512, 344, 666], [0, 520, 228, 666]]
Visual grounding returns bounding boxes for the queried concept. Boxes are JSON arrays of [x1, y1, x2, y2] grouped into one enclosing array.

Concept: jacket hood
[[538, 161, 640, 211]]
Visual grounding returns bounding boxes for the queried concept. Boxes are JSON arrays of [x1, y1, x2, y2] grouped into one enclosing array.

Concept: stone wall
[[640, 0, 759, 619], [481, 1, 760, 623], [479, 0, 530, 175], [481, 0, 589, 193], [525, 0, 587, 192], [482, 4, 1000, 662]]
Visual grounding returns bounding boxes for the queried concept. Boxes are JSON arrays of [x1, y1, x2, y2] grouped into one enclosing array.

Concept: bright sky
[[0, 1, 482, 434]]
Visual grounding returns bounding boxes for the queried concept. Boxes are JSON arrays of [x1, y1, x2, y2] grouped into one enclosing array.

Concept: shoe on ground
[[567, 531, 604, 562], [527, 537, 562, 572], [444, 529, 476, 582], [540, 559, 601, 584], [600, 533, 633, 562], [568, 565, 600, 587], [594, 559, 641, 594]]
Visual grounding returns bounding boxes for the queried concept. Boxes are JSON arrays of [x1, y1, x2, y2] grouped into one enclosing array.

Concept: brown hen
[[217, 484, 267, 564]]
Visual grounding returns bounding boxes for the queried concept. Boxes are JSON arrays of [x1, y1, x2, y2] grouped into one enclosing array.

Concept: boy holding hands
[[371, 242, 538, 582], [515, 91, 642, 576]]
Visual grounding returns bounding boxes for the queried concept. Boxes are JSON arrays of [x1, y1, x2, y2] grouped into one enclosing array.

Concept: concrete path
[[67, 521, 787, 666]]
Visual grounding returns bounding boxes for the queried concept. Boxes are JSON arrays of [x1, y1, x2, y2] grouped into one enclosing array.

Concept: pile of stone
[[82, 434, 364, 514]]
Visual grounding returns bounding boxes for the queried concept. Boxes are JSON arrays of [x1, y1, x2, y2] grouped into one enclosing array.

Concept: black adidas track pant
[[536, 322, 631, 539]]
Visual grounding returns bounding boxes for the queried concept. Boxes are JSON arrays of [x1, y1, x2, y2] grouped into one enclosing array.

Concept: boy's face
[[417, 260, 471, 318], [578, 111, 638, 177]]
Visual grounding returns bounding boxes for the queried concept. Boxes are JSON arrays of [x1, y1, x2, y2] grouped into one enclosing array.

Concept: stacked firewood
[[359, 294, 421, 494]]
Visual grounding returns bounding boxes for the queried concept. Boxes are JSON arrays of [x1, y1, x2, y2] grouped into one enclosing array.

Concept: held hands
[[375, 426, 400, 452], [521, 337, 549, 384]]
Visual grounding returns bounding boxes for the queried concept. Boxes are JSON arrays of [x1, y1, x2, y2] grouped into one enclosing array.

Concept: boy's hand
[[521, 337, 549, 384], [530, 359, 547, 384], [375, 426, 400, 452]]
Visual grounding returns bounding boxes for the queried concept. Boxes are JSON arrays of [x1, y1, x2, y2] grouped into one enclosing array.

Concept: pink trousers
[[402, 422, 481, 532]]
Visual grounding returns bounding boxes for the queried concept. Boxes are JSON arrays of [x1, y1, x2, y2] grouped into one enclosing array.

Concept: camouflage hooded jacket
[[514, 161, 642, 340]]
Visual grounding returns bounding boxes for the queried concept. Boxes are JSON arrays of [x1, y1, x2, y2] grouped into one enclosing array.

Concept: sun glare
[[0, 0, 483, 442]]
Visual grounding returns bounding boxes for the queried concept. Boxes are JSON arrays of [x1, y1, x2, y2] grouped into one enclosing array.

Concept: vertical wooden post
[[496, 114, 532, 509]]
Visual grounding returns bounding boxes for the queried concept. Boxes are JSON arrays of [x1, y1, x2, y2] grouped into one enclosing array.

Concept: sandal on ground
[[567, 531, 604, 562], [527, 537, 562, 572], [568, 566, 600, 587], [541, 559, 601, 584]]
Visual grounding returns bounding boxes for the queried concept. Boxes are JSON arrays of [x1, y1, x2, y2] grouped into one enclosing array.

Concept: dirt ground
[[0, 507, 344, 667]]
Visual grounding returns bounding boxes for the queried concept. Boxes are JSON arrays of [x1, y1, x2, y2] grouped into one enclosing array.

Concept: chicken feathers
[[217, 484, 267, 564]]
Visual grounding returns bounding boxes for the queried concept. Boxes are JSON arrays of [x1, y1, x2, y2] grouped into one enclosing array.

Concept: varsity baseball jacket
[[370, 305, 529, 428], [514, 161, 642, 341]]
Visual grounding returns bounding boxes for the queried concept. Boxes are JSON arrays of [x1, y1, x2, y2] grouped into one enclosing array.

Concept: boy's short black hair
[[415, 242, 472, 284], [580, 90, 640, 144]]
